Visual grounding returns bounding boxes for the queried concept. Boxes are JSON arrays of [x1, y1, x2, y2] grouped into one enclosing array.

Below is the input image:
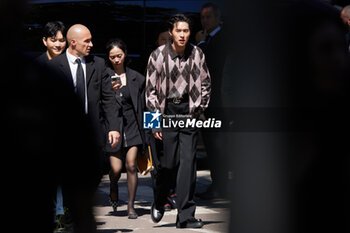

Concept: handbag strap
[[147, 145, 152, 164]]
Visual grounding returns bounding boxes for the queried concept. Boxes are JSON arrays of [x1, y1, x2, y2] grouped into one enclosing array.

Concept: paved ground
[[92, 170, 230, 233]]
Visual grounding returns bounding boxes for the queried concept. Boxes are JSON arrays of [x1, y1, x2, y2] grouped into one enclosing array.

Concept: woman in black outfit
[[105, 38, 146, 219]]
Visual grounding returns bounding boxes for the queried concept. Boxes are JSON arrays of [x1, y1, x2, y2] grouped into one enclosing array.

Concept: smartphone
[[111, 75, 121, 83]]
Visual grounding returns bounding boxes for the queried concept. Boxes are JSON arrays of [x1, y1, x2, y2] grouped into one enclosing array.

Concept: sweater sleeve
[[145, 50, 161, 112]]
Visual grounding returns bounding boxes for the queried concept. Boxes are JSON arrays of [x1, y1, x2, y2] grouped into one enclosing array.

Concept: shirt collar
[[66, 49, 85, 64], [209, 26, 221, 37], [167, 42, 192, 60]]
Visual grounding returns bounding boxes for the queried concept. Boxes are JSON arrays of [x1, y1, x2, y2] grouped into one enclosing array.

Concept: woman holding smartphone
[[105, 38, 146, 219]]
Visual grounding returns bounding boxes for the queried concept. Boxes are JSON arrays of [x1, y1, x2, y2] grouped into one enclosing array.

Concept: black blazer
[[35, 52, 49, 65], [198, 28, 227, 111], [106, 66, 147, 152], [50, 52, 121, 147]]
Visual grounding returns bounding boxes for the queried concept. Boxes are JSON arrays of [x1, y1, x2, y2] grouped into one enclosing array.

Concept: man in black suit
[[50, 24, 121, 231], [51, 24, 120, 150], [196, 2, 229, 200]]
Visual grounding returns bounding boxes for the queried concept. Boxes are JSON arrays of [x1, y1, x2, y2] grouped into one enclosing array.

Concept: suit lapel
[[58, 53, 74, 87], [85, 56, 95, 87], [126, 68, 138, 112]]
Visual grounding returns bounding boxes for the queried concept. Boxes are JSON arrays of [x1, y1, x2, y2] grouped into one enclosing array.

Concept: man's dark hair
[[201, 2, 221, 17], [43, 21, 65, 38], [167, 14, 192, 31]]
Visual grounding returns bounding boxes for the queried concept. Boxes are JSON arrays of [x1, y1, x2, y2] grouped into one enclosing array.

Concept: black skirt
[[106, 85, 142, 153]]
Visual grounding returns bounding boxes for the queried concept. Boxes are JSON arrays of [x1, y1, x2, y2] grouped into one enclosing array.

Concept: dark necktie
[[75, 58, 85, 107]]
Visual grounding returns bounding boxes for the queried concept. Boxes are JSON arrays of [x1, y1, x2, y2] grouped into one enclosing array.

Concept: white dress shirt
[[66, 50, 88, 113]]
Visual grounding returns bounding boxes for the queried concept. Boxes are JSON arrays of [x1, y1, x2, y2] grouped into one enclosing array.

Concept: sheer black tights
[[109, 146, 138, 214]]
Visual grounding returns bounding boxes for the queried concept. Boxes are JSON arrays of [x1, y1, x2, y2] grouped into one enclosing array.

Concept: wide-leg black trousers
[[154, 100, 198, 223]]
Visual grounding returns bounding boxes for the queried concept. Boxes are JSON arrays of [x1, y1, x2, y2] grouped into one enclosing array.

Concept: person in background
[[340, 5, 350, 51], [34, 20, 67, 229], [146, 14, 211, 229], [195, 2, 222, 46], [156, 30, 171, 47], [195, 2, 229, 200], [105, 38, 147, 219], [36, 21, 66, 64]]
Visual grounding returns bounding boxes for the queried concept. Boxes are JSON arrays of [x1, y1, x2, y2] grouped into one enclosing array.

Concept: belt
[[167, 95, 189, 105]]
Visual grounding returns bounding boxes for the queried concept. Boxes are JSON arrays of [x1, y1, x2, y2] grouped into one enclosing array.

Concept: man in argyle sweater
[[146, 14, 211, 228]]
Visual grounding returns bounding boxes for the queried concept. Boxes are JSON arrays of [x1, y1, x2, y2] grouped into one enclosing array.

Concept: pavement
[[91, 170, 230, 233]]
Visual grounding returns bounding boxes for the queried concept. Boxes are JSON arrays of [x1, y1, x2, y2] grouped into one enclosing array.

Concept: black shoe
[[176, 217, 204, 228], [109, 197, 118, 213], [150, 203, 164, 223], [167, 194, 177, 209], [164, 203, 172, 211]]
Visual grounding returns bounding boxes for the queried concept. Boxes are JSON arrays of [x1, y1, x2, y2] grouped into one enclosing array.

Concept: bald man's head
[[341, 5, 350, 27], [67, 24, 93, 57]]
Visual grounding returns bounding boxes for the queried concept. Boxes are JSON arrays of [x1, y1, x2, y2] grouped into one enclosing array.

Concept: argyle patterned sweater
[[146, 42, 211, 116]]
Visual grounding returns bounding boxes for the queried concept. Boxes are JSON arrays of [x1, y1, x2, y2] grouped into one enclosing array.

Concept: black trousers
[[154, 100, 198, 223]]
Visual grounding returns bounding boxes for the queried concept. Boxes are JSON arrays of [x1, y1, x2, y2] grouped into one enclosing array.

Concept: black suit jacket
[[198, 28, 227, 109], [106, 66, 147, 152], [50, 52, 120, 147], [35, 52, 49, 65]]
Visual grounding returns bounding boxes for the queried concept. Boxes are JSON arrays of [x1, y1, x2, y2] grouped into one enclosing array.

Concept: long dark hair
[[105, 38, 129, 69]]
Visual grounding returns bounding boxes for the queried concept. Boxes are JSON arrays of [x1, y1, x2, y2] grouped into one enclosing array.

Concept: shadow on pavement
[[96, 229, 132, 232], [104, 207, 149, 217], [153, 220, 224, 228], [195, 197, 230, 209]]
